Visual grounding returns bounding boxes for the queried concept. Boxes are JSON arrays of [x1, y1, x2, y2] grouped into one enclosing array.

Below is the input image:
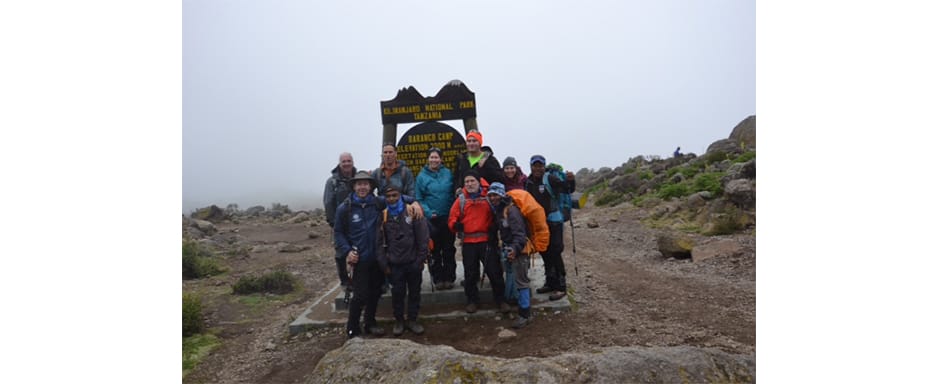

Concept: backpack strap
[[458, 193, 467, 222], [381, 209, 388, 250]]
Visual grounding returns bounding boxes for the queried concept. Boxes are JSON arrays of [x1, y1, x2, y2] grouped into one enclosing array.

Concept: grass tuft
[[232, 270, 297, 295]]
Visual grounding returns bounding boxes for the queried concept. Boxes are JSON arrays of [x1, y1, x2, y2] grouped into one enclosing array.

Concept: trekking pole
[[569, 219, 578, 276], [427, 252, 435, 293]]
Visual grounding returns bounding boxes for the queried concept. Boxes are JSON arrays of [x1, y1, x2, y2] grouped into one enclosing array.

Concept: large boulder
[[310, 338, 754, 384], [244, 206, 266, 217], [723, 159, 756, 184], [729, 115, 756, 150], [706, 138, 740, 156], [692, 238, 745, 262], [608, 173, 643, 193], [724, 179, 756, 209], [656, 232, 694, 259], [191, 205, 225, 222], [192, 219, 217, 236], [287, 212, 310, 224]]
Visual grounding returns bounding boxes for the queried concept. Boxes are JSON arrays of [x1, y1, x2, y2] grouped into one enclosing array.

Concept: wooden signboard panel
[[395, 121, 466, 178]]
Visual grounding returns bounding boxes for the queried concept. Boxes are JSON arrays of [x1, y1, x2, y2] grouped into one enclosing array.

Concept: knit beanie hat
[[464, 169, 481, 183], [503, 156, 518, 168], [467, 130, 483, 146]]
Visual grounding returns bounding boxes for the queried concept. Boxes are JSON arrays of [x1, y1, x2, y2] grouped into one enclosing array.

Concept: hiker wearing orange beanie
[[453, 129, 504, 195]]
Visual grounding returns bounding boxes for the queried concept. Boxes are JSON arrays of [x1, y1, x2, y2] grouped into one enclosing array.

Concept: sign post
[[380, 80, 479, 175]]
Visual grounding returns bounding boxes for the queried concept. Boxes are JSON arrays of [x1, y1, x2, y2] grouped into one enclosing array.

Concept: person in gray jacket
[[487, 182, 534, 328], [323, 152, 357, 288], [372, 143, 416, 198], [377, 184, 430, 336]]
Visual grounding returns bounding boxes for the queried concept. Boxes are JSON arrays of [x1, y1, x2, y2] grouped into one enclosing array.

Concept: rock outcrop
[[310, 338, 755, 384]]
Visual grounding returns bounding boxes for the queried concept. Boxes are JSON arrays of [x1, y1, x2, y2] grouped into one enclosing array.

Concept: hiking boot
[[392, 321, 405, 336], [444, 281, 455, 290], [406, 320, 425, 335], [512, 315, 531, 329], [548, 291, 566, 301], [435, 282, 447, 290], [465, 303, 478, 313], [498, 302, 512, 314], [536, 286, 552, 294], [459, 280, 465, 287], [364, 325, 385, 336]]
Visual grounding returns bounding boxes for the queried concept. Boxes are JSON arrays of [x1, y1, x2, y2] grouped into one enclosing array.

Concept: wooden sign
[[396, 121, 467, 178], [380, 82, 476, 125]]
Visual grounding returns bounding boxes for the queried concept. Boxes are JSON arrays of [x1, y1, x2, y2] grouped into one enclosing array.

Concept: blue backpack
[[543, 163, 573, 222]]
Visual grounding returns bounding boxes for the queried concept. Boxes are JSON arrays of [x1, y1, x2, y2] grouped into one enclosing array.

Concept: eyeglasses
[[428, 147, 442, 154]]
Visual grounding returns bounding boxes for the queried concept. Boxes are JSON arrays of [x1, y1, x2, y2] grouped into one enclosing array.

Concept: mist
[[183, 1, 755, 213]]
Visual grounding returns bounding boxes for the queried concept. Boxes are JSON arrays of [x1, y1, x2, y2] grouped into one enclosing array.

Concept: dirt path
[[183, 204, 755, 383]]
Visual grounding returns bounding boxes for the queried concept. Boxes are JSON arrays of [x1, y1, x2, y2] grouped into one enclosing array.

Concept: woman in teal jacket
[[415, 147, 457, 289]]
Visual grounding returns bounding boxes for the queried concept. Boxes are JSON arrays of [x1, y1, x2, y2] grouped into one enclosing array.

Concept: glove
[[453, 222, 464, 233]]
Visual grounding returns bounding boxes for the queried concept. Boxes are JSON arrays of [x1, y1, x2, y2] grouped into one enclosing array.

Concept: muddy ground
[[182, 203, 755, 383]]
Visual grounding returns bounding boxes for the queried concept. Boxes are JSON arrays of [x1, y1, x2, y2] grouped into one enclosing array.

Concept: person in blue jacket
[[334, 171, 388, 339], [415, 147, 457, 290]]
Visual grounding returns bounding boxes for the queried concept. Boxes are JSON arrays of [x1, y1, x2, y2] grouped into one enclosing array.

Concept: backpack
[[542, 163, 573, 222], [505, 189, 550, 254]]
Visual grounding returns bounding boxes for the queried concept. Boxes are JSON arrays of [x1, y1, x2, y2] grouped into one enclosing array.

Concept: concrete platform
[[289, 255, 572, 335]]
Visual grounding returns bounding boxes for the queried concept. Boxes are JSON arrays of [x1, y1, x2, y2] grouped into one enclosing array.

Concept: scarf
[[351, 194, 373, 205], [387, 198, 404, 217]]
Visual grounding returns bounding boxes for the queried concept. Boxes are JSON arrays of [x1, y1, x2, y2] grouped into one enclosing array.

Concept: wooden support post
[[462, 118, 478, 135], [382, 123, 397, 146]]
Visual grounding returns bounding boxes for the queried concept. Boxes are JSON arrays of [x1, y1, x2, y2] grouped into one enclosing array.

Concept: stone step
[[333, 255, 548, 311]]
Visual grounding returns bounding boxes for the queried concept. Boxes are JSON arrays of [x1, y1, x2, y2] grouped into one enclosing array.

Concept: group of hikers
[[323, 129, 576, 339]]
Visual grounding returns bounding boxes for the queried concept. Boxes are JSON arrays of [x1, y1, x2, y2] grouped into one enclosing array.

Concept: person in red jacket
[[449, 170, 509, 314]]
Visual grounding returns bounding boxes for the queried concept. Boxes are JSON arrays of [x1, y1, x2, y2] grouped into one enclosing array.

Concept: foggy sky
[[183, 0, 755, 213]]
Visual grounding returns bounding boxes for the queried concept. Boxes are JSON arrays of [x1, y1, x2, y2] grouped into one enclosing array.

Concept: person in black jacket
[[377, 184, 430, 336], [453, 129, 503, 194], [524, 154, 576, 302], [324, 152, 357, 289], [487, 182, 535, 328]]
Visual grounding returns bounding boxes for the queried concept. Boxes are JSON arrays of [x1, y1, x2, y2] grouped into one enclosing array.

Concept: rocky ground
[[182, 201, 755, 383]]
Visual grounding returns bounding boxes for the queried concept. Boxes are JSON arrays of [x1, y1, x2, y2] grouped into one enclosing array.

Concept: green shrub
[[586, 182, 607, 195], [232, 270, 297, 295], [639, 170, 654, 180], [595, 190, 626, 207], [704, 151, 729, 165], [668, 166, 700, 179], [182, 293, 204, 337], [183, 240, 223, 279], [657, 183, 690, 200], [183, 333, 220, 376], [666, 167, 681, 178], [704, 214, 742, 236], [692, 172, 723, 196], [733, 151, 756, 163]]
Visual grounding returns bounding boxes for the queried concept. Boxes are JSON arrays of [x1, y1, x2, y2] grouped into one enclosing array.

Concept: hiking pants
[[390, 262, 423, 321], [429, 216, 457, 284], [462, 242, 505, 304], [346, 260, 383, 337], [542, 221, 567, 292], [512, 253, 531, 291]]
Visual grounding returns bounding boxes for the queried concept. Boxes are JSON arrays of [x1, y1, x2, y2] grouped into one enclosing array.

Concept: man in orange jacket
[[449, 170, 509, 314]]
